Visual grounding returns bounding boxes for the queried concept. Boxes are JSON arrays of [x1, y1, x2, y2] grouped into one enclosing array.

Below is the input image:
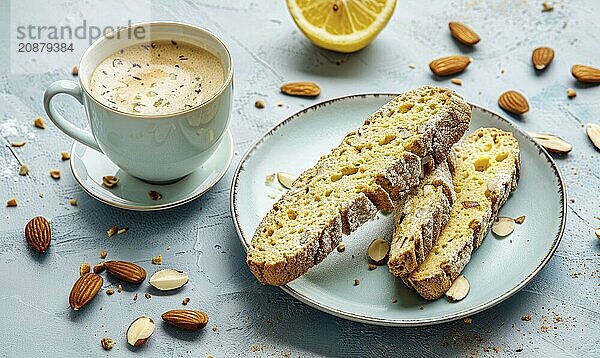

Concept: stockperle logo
[[9, 0, 151, 74]]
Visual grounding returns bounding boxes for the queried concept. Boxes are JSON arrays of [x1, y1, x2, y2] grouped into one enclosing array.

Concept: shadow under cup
[[78, 22, 233, 184]]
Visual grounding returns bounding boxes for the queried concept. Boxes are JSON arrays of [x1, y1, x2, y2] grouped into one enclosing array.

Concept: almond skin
[[25, 216, 51, 253], [103, 260, 146, 284], [448, 22, 480, 46], [69, 273, 103, 310], [531, 47, 554, 70], [498, 90, 529, 115], [571, 64, 600, 83], [280, 82, 320, 97], [161, 309, 209, 331], [429, 55, 472, 76]]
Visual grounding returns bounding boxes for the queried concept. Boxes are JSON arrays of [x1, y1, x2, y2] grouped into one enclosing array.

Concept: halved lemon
[[286, 0, 397, 53]]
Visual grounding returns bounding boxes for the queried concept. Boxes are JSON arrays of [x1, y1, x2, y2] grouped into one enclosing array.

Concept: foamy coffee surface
[[89, 40, 224, 115]]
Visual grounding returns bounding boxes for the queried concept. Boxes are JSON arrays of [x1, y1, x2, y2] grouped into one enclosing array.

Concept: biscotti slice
[[388, 160, 455, 283], [247, 86, 471, 286], [408, 128, 520, 300]]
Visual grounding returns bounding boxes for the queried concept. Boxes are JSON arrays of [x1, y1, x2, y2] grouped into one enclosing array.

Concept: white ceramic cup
[[43, 21, 233, 183]]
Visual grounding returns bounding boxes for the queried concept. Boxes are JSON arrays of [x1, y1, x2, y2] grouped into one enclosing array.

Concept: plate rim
[[70, 129, 234, 212], [230, 93, 566, 327]]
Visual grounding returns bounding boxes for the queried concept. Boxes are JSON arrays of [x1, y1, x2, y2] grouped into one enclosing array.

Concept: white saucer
[[70, 129, 234, 211]]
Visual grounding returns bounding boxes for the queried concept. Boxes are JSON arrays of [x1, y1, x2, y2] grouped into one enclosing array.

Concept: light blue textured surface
[[0, 1, 598, 357]]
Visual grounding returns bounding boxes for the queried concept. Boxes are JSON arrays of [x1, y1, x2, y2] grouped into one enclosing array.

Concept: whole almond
[[104, 260, 146, 284], [531, 47, 554, 70], [429, 55, 472, 76], [25, 216, 51, 253], [498, 90, 529, 115], [586, 123, 600, 150], [280, 82, 320, 97], [69, 273, 103, 310], [448, 22, 480, 46], [161, 309, 209, 331], [528, 132, 573, 154], [571, 64, 600, 83]]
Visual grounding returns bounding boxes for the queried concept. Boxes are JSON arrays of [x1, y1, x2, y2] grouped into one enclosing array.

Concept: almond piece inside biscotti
[[247, 86, 472, 286], [408, 128, 520, 300], [388, 160, 455, 281]]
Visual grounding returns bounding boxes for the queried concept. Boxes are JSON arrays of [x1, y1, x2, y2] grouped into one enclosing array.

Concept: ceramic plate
[[231, 94, 565, 326], [71, 129, 233, 211]]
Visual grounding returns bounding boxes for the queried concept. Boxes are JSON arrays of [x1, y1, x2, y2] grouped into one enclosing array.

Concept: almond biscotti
[[388, 160, 455, 283], [408, 128, 520, 300], [247, 86, 471, 286]]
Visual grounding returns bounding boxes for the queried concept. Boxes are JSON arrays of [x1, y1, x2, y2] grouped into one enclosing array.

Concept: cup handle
[[43, 80, 102, 152]]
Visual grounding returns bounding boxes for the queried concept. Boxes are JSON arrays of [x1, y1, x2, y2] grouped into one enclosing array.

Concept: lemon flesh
[[287, 0, 396, 53]]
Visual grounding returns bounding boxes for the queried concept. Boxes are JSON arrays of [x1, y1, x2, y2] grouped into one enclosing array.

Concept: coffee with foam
[[89, 40, 224, 115]]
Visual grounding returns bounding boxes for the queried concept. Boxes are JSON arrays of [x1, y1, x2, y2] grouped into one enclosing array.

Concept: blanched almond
[[368, 238, 390, 265], [528, 132, 572, 154], [586, 123, 600, 150], [277, 172, 296, 189], [445, 275, 470, 302], [126, 316, 155, 347], [492, 217, 515, 236], [149, 269, 189, 291]]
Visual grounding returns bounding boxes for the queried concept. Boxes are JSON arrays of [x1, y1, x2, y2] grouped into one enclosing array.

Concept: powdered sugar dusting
[[0, 117, 35, 140]]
